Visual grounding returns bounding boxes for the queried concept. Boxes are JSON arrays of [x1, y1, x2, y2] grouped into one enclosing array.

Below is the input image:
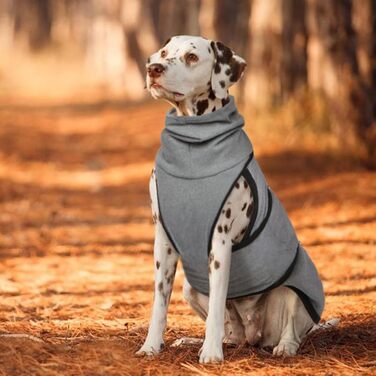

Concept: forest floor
[[0, 100, 375, 375]]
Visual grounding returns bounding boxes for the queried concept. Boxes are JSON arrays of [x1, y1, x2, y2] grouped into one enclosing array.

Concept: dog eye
[[160, 50, 167, 58], [186, 53, 199, 63]]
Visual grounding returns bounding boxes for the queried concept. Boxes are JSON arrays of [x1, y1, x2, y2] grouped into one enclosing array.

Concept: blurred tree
[[308, 0, 375, 166], [352, 0, 376, 166], [149, 0, 201, 44], [245, 0, 283, 109], [13, 0, 52, 50], [281, 0, 307, 100]]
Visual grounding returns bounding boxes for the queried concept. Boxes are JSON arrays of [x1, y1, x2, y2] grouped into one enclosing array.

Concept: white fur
[[136, 169, 179, 356]]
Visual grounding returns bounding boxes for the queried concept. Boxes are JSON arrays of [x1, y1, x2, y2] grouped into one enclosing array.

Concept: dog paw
[[272, 341, 298, 357], [199, 341, 224, 364], [136, 342, 164, 356]]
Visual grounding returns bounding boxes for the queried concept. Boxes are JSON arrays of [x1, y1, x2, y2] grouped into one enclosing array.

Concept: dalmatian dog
[[136, 36, 332, 364]]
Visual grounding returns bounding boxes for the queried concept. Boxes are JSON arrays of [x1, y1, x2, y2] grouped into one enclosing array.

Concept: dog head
[[146, 36, 246, 103]]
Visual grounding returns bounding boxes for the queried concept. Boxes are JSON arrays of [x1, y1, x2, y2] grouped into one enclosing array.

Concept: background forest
[[0, 0, 375, 166]]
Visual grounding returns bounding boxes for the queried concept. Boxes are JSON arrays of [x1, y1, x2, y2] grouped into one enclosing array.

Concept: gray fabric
[[155, 97, 324, 322]]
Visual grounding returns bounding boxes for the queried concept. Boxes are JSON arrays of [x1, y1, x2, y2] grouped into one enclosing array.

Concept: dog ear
[[210, 41, 247, 99]]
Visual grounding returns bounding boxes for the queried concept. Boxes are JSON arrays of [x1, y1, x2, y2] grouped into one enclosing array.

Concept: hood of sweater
[[156, 96, 253, 179]]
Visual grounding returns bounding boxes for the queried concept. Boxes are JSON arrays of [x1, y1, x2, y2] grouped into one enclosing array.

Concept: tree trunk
[[84, 0, 145, 99], [307, 0, 374, 164], [245, 0, 283, 109], [148, 0, 201, 45], [281, 0, 307, 100], [13, 0, 52, 50], [352, 0, 376, 166]]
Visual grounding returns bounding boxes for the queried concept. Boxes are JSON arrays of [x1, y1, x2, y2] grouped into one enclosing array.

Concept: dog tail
[[308, 318, 340, 334]]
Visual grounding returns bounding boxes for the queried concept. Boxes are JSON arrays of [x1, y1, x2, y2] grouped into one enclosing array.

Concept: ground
[[0, 101, 375, 376]]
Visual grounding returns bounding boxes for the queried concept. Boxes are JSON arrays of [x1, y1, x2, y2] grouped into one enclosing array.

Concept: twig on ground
[[0, 333, 45, 343]]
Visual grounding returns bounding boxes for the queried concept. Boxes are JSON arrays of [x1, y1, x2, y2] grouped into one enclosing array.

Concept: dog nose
[[147, 63, 165, 78]]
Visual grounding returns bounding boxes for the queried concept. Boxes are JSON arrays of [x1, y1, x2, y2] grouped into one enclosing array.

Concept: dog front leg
[[199, 232, 232, 363], [136, 170, 179, 356], [136, 221, 178, 356]]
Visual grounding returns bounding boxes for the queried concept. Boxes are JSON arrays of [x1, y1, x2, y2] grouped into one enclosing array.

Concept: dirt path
[[0, 103, 375, 375]]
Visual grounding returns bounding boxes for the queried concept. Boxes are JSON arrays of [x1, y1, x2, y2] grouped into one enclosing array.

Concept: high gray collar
[[156, 96, 253, 179]]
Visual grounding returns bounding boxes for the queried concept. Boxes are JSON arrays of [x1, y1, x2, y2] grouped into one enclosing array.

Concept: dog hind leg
[[261, 286, 314, 356]]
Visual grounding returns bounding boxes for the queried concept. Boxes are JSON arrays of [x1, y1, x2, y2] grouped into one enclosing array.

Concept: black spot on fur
[[208, 47, 211, 53], [196, 99, 209, 115], [241, 227, 247, 234], [214, 62, 221, 74], [224, 225, 228, 233], [209, 88, 216, 100], [156, 261, 160, 269], [235, 182, 240, 189], [229, 58, 245, 82], [209, 252, 214, 263], [167, 248, 172, 254], [222, 240, 225, 244], [214, 260, 220, 269], [211, 41, 245, 83], [166, 57, 176, 65], [222, 97, 230, 106], [241, 202, 247, 211], [147, 57, 151, 64], [217, 225, 223, 233], [215, 41, 233, 63], [158, 281, 163, 291], [244, 180, 248, 189], [212, 107, 216, 112], [226, 208, 231, 218], [220, 80, 226, 88], [246, 203, 253, 218]]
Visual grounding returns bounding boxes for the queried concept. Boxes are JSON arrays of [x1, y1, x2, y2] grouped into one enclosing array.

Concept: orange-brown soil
[[0, 102, 375, 375]]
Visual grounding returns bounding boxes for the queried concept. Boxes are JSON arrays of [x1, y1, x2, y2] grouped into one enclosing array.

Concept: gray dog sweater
[[155, 96, 324, 323]]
